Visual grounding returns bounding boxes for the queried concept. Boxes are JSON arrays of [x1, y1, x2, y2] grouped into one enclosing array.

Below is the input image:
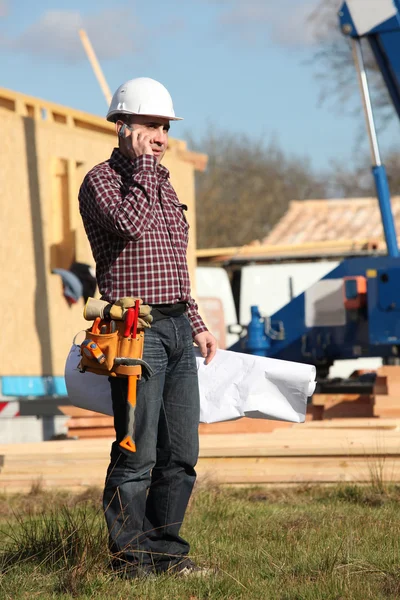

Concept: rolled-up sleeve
[[79, 155, 159, 241], [187, 296, 208, 337]]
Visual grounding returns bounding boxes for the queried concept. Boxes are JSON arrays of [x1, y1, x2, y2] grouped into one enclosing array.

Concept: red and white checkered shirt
[[79, 149, 207, 336]]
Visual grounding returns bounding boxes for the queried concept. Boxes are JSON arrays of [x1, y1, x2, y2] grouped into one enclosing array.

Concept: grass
[[1, 483, 400, 599]]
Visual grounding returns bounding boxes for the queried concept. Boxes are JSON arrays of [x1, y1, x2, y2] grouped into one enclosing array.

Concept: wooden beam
[[79, 29, 112, 106], [196, 238, 390, 262]]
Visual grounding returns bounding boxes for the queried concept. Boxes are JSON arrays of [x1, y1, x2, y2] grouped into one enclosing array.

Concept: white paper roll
[[65, 345, 316, 424]]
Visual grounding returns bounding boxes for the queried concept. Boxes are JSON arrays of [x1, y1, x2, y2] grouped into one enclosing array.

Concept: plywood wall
[[0, 88, 206, 376]]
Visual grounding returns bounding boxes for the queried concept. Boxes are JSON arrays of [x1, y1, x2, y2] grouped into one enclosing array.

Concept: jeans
[[103, 314, 200, 570]]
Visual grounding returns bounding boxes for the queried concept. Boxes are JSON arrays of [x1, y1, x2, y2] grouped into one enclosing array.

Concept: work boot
[[111, 562, 156, 580], [158, 557, 217, 577]]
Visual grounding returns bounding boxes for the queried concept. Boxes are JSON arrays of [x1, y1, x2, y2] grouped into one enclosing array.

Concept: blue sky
[[1, 0, 399, 172]]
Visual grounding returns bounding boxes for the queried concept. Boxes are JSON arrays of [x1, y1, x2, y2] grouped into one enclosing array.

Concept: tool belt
[[78, 297, 153, 379], [77, 296, 159, 454]]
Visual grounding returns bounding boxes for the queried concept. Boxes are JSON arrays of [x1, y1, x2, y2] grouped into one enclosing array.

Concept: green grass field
[[1, 483, 400, 599]]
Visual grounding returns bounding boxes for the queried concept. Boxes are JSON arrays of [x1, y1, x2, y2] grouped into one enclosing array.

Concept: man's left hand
[[194, 331, 217, 365]]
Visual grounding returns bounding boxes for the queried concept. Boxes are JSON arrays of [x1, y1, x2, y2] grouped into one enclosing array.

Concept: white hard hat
[[106, 77, 183, 122]]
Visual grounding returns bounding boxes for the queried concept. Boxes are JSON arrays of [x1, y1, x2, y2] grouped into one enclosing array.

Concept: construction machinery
[[231, 0, 400, 387]]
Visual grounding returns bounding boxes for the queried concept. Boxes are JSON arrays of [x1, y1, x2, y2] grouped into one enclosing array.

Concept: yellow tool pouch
[[78, 299, 153, 381], [79, 321, 146, 378], [82, 330, 119, 372]]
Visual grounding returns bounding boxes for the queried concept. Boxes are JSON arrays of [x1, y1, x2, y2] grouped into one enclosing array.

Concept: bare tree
[[189, 4, 400, 251], [309, 1, 400, 203], [191, 130, 326, 249], [310, 0, 393, 127], [327, 150, 400, 198]]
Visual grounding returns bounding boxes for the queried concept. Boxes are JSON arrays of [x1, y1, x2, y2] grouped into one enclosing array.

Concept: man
[[79, 77, 217, 577]]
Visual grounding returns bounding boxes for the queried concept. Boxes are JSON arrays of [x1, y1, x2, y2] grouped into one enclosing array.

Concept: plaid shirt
[[78, 149, 207, 336]]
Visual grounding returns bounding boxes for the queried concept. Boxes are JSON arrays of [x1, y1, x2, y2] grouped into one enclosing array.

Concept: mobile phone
[[118, 124, 133, 138]]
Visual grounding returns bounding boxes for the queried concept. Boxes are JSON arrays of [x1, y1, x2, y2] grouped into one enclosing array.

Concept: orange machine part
[[343, 276, 367, 310]]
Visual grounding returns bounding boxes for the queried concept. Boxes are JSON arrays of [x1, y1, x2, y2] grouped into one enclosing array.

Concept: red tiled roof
[[263, 197, 400, 245]]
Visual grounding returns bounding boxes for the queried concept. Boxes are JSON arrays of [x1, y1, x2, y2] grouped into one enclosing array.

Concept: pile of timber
[[309, 366, 400, 420], [60, 406, 296, 437], [2, 369, 400, 492], [2, 419, 400, 493], [374, 366, 400, 417], [61, 406, 115, 439], [58, 366, 400, 439]]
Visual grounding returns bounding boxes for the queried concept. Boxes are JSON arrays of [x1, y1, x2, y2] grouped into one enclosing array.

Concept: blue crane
[[231, 0, 400, 387]]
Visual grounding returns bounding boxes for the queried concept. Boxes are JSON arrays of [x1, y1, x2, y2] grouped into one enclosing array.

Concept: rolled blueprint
[[65, 345, 315, 424]]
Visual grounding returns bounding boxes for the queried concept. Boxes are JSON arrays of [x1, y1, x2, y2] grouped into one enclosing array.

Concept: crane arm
[[339, 0, 400, 257]]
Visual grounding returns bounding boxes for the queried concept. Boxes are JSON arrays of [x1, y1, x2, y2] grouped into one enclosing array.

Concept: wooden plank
[[312, 394, 363, 406], [0, 429, 389, 447], [2, 456, 400, 491], [203, 430, 400, 442], [0, 483, 84, 493], [305, 405, 324, 420], [1, 465, 108, 476], [3, 444, 400, 459], [79, 29, 112, 105], [62, 407, 397, 435], [2, 430, 400, 462], [0, 439, 112, 456], [0, 475, 106, 490], [1, 463, 109, 476], [198, 419, 293, 434], [1, 455, 108, 466], [63, 412, 294, 435], [68, 427, 115, 438], [298, 418, 400, 429], [58, 406, 104, 418], [374, 410, 400, 418], [197, 237, 391, 262], [265, 427, 400, 438], [196, 456, 400, 484], [323, 406, 374, 419], [374, 395, 400, 405], [67, 417, 113, 428]]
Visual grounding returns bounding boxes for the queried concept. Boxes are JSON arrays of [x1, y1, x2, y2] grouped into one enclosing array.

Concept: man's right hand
[[194, 331, 217, 365], [120, 127, 154, 161], [131, 130, 154, 159]]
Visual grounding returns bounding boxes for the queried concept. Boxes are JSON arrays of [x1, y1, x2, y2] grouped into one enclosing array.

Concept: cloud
[[205, 0, 324, 48], [0, 7, 144, 63]]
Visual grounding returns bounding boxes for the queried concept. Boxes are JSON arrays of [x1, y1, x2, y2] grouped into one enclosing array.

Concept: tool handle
[[132, 299, 140, 339], [127, 375, 137, 406], [124, 307, 135, 337], [119, 375, 138, 453], [91, 317, 101, 334]]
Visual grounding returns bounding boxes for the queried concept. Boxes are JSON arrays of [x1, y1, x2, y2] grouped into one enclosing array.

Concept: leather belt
[[150, 302, 187, 322]]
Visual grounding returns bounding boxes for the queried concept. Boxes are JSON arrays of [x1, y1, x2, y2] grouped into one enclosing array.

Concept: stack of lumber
[[310, 394, 374, 420], [60, 406, 297, 437], [2, 419, 400, 493], [374, 366, 400, 417], [57, 367, 400, 439], [59, 406, 115, 439], [58, 398, 380, 438]]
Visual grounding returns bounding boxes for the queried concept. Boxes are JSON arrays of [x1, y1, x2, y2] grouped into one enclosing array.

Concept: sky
[[1, 0, 399, 172]]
